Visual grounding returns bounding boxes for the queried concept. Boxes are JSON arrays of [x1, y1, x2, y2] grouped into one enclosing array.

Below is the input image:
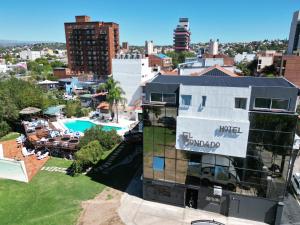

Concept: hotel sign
[[176, 116, 250, 158], [219, 126, 242, 134], [182, 132, 220, 148]]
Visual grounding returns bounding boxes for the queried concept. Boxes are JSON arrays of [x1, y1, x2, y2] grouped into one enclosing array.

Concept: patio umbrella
[[19, 107, 41, 115]]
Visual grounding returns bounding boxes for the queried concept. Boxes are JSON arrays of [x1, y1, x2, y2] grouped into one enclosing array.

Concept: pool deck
[[53, 117, 137, 136], [1, 140, 49, 181]]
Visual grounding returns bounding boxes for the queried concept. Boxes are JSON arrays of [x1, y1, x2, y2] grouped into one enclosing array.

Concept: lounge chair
[[21, 147, 35, 157], [38, 152, 49, 160]]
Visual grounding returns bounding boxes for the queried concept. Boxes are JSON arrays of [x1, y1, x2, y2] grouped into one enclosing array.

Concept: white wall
[[113, 58, 154, 106], [0, 158, 28, 182], [234, 53, 256, 63], [20, 50, 41, 61], [176, 85, 251, 158], [257, 56, 274, 71]]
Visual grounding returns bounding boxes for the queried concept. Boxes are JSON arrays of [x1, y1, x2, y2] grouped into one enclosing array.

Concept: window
[[254, 98, 289, 111], [153, 156, 165, 171], [163, 93, 176, 103], [235, 98, 247, 109], [150, 93, 162, 102], [181, 95, 192, 106], [202, 96, 207, 107], [271, 99, 289, 110], [255, 98, 271, 109], [150, 93, 176, 103]]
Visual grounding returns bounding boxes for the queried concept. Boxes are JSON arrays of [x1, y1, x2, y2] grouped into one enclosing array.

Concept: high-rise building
[[145, 40, 154, 55], [288, 10, 300, 54], [65, 16, 119, 79], [122, 42, 129, 51], [208, 39, 219, 55], [173, 18, 191, 52]]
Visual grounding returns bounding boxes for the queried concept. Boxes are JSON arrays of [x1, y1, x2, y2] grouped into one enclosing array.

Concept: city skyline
[[0, 1, 298, 45]]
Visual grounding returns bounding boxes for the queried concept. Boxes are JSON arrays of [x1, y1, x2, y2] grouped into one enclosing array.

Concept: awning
[[97, 102, 109, 110], [19, 107, 41, 115], [43, 105, 65, 116]]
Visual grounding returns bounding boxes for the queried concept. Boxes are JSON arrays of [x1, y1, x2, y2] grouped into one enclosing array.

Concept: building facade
[[208, 39, 219, 55], [277, 55, 300, 87], [142, 75, 299, 224], [19, 50, 41, 61], [65, 16, 119, 79], [145, 40, 154, 55], [288, 10, 300, 54], [112, 54, 155, 107], [148, 54, 172, 70], [256, 50, 282, 72], [173, 18, 191, 52]]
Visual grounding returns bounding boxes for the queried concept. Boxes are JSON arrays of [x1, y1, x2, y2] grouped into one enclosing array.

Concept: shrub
[[71, 140, 103, 174], [79, 126, 122, 151]]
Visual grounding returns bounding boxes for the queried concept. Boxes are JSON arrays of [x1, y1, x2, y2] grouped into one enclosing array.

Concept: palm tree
[[98, 78, 126, 123]]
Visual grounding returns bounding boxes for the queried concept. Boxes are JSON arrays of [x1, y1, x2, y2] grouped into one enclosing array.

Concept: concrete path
[[118, 169, 267, 225], [41, 166, 67, 173], [118, 193, 268, 225]]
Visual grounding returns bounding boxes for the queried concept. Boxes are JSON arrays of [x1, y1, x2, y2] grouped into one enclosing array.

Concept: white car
[[291, 173, 300, 195]]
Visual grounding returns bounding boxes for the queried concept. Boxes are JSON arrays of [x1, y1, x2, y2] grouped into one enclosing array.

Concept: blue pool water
[[63, 120, 122, 133]]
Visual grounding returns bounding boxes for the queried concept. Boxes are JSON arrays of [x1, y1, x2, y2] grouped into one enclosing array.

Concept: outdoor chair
[[21, 147, 35, 157], [38, 152, 49, 160]]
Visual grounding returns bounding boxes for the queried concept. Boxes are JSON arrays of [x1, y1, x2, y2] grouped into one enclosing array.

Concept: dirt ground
[[77, 187, 124, 225]]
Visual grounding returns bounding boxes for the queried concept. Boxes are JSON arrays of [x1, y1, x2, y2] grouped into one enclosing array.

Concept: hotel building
[[65, 16, 119, 79], [142, 75, 299, 224]]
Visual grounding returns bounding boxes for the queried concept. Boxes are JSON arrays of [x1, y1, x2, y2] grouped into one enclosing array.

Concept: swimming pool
[[63, 120, 122, 133]]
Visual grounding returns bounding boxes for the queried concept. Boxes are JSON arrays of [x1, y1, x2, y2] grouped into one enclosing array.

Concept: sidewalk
[[118, 193, 268, 225], [118, 173, 268, 225]]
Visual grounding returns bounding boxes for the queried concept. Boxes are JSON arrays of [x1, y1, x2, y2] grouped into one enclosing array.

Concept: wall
[[0, 158, 28, 182], [282, 55, 300, 87], [113, 58, 154, 106], [257, 56, 274, 71]]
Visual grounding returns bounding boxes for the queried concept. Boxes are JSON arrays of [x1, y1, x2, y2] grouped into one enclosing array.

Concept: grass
[[0, 157, 105, 225], [0, 132, 20, 142]]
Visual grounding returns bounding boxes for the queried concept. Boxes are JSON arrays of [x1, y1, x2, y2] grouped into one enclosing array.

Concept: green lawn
[[0, 132, 20, 142], [0, 157, 105, 225]]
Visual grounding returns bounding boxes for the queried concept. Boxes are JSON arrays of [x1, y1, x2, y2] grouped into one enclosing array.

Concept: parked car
[[291, 173, 300, 195], [157, 116, 176, 128], [188, 154, 240, 191]]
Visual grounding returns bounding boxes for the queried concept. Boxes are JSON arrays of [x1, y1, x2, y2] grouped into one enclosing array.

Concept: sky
[[0, 0, 299, 45]]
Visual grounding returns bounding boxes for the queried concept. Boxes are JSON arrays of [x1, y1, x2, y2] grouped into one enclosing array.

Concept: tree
[[64, 100, 82, 118], [98, 78, 126, 123], [236, 59, 258, 76], [165, 51, 196, 68], [0, 121, 11, 137], [79, 125, 122, 151], [50, 60, 66, 69]]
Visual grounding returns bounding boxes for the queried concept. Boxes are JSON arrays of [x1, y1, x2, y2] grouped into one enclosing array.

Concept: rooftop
[[150, 75, 296, 88]]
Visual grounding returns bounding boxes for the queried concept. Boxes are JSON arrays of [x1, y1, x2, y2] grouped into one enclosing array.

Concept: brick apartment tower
[[173, 18, 191, 52], [65, 16, 119, 79]]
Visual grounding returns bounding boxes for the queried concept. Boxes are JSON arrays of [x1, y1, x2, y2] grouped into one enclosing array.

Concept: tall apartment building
[[208, 39, 219, 55], [288, 10, 300, 54], [145, 40, 154, 55], [65, 16, 119, 79], [173, 18, 191, 52]]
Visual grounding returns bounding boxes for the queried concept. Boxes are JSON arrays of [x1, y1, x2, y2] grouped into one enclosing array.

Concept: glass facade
[[143, 105, 297, 201]]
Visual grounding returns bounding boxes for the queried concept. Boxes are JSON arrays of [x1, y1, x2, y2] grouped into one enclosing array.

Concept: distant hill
[[0, 40, 56, 47]]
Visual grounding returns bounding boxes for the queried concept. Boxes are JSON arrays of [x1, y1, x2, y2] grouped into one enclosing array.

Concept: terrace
[[0, 139, 49, 181]]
